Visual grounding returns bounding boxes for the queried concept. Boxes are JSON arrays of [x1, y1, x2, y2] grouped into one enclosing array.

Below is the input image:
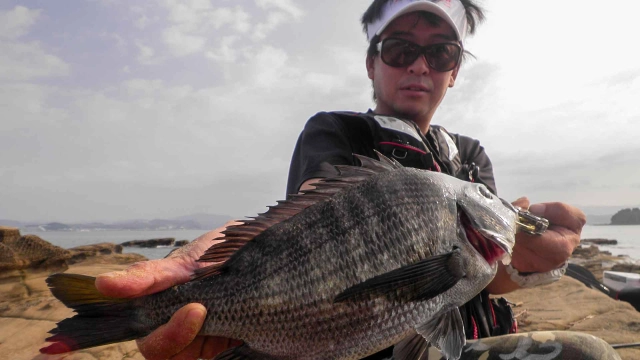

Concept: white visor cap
[[366, 0, 468, 43]]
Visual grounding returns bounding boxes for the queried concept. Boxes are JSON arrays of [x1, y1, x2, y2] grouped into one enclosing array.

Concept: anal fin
[[393, 333, 431, 360], [214, 344, 283, 360], [416, 308, 466, 360]]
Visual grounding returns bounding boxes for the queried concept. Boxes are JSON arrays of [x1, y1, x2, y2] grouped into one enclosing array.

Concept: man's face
[[367, 12, 459, 127]]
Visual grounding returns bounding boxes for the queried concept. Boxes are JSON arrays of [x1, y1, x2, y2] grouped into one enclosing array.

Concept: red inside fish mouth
[[460, 210, 506, 265]]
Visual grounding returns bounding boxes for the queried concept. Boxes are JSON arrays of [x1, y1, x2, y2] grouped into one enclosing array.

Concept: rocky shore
[[1, 228, 640, 359], [0, 227, 147, 359], [507, 239, 640, 360]]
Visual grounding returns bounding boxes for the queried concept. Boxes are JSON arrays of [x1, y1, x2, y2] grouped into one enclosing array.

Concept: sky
[[1, 0, 639, 223]]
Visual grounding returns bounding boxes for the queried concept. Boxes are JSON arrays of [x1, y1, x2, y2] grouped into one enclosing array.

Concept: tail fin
[[40, 273, 148, 354]]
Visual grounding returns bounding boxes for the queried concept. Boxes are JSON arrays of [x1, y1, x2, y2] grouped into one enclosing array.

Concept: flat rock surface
[[0, 262, 144, 360], [506, 276, 640, 360]]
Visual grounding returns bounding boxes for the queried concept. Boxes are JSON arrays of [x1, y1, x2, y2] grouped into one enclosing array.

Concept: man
[[96, 1, 619, 359]]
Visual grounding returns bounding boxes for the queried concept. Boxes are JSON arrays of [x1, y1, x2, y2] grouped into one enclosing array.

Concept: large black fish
[[41, 153, 517, 359]]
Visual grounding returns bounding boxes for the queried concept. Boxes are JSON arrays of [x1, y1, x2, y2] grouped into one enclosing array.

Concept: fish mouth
[[459, 209, 512, 265]]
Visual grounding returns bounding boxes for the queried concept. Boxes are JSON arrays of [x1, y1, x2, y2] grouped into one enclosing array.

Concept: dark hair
[[362, 0, 486, 59]]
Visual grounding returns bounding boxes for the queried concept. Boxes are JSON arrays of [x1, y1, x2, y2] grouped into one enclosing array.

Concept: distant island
[[610, 208, 640, 225], [0, 213, 232, 232]]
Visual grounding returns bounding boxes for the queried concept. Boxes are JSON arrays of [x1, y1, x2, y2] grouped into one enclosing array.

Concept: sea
[[22, 229, 207, 260], [20, 225, 640, 262], [580, 225, 640, 262]]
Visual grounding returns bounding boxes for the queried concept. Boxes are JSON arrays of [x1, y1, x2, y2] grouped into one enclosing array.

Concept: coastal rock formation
[[571, 244, 620, 281], [121, 237, 175, 248], [582, 238, 618, 245], [508, 276, 640, 360], [611, 263, 640, 274], [0, 226, 20, 242], [0, 227, 70, 272], [0, 228, 148, 273], [67, 242, 145, 265], [0, 263, 144, 360], [611, 208, 640, 225], [175, 240, 190, 247], [0, 243, 20, 265]]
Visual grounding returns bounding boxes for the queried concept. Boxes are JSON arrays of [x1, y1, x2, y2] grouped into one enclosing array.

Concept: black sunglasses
[[376, 38, 462, 72]]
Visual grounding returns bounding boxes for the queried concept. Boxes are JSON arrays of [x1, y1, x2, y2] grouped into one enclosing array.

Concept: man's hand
[[510, 197, 584, 273], [487, 197, 585, 294], [95, 221, 242, 360]]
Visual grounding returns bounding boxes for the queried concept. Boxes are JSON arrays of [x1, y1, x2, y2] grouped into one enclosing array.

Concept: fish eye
[[478, 185, 493, 199]]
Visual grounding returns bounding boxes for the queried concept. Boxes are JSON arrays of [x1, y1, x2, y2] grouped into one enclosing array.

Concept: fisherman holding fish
[[52, 1, 620, 359]]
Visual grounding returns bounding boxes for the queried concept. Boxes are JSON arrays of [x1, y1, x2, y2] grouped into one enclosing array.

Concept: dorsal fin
[[192, 151, 403, 280]]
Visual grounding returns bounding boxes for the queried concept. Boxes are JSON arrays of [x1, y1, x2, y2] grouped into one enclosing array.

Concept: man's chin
[[392, 106, 430, 123]]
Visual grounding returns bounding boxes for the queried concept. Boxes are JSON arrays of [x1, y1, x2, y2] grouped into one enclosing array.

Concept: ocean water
[[23, 229, 208, 260], [581, 225, 640, 261], [22, 225, 640, 261]]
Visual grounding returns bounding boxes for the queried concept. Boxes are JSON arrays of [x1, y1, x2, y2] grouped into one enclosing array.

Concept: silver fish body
[[43, 155, 517, 360]]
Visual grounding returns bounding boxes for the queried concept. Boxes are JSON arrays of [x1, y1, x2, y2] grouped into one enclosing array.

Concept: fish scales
[[42, 155, 517, 360], [132, 168, 486, 358]]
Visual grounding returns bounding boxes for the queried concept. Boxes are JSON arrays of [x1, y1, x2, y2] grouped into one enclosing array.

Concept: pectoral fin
[[334, 248, 465, 303], [416, 308, 466, 360]]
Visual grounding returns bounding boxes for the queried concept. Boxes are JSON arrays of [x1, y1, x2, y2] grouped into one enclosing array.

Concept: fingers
[[167, 223, 242, 262], [170, 336, 205, 360], [529, 202, 586, 234], [95, 224, 241, 298], [512, 231, 573, 271], [137, 303, 207, 360], [510, 201, 585, 272], [200, 337, 244, 359], [95, 257, 194, 298]]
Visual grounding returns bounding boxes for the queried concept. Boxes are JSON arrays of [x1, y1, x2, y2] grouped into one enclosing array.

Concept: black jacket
[[285, 111, 511, 359]]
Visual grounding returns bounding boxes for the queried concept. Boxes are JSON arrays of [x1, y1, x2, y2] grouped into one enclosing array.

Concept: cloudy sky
[[1, 0, 639, 223]]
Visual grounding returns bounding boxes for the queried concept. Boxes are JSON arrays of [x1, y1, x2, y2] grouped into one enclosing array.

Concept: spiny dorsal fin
[[192, 152, 403, 280]]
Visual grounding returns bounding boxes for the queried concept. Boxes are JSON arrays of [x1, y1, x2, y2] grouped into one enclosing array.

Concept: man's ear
[[449, 66, 459, 88], [366, 55, 375, 80]]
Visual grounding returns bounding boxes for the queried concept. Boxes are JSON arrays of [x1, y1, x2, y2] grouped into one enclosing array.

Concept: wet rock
[[75, 252, 147, 265], [611, 263, 640, 274], [572, 245, 608, 259], [581, 260, 606, 281], [582, 238, 618, 245], [175, 240, 189, 247], [120, 238, 175, 248], [67, 243, 124, 265]]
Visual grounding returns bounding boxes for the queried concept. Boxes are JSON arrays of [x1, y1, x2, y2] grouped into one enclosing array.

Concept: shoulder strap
[[429, 125, 463, 177]]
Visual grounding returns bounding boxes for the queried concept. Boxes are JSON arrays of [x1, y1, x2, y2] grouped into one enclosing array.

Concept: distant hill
[[610, 208, 640, 225], [1, 213, 233, 231], [0, 219, 25, 228], [172, 213, 233, 230]]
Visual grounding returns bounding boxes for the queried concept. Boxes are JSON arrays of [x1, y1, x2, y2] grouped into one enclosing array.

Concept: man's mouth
[[400, 84, 429, 92]]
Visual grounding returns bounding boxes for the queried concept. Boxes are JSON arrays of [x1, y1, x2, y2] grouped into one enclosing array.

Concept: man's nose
[[407, 54, 430, 75]]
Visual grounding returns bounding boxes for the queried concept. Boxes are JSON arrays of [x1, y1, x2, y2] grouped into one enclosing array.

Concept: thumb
[[137, 303, 207, 360], [511, 196, 530, 209]]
